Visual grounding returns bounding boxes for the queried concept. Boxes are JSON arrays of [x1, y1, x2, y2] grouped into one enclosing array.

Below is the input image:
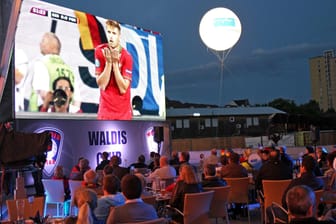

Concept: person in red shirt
[[95, 19, 133, 120]]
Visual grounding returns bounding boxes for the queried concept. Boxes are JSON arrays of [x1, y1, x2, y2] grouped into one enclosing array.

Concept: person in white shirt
[[203, 148, 219, 169], [15, 49, 29, 112], [148, 156, 176, 190]]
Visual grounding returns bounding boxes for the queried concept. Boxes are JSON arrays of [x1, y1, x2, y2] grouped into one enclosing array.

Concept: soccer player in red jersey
[[95, 20, 133, 120]]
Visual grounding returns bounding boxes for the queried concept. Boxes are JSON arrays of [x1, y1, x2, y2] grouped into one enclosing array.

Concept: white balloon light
[[199, 7, 242, 51]]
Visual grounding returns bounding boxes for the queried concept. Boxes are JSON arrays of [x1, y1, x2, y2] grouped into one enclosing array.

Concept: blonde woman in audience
[[65, 188, 100, 224], [169, 165, 202, 223]]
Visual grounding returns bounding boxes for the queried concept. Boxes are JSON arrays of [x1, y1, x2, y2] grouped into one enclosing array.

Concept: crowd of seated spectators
[[40, 145, 336, 223]]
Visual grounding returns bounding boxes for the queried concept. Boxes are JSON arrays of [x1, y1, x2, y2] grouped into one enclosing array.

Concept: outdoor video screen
[[14, 0, 165, 120]]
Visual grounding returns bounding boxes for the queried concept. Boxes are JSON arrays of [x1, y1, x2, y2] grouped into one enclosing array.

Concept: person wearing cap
[[40, 76, 82, 113]]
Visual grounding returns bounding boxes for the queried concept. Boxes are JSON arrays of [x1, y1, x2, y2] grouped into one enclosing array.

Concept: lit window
[[246, 117, 252, 127], [176, 120, 182, 128], [253, 117, 259, 126], [183, 119, 190, 128], [212, 118, 218, 127], [205, 118, 211, 127]]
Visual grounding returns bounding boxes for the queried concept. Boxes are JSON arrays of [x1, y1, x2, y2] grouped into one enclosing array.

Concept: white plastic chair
[[68, 180, 82, 215], [42, 179, 65, 217]]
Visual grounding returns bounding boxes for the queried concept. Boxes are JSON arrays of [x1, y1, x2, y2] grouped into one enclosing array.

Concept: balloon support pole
[[209, 48, 232, 106]]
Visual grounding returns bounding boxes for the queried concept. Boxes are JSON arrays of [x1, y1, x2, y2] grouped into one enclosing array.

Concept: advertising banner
[[15, 0, 165, 119], [16, 119, 170, 178]]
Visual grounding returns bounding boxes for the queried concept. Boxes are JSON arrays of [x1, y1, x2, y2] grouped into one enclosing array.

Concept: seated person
[[71, 157, 84, 174], [169, 165, 202, 222], [240, 148, 254, 173], [52, 165, 70, 201], [65, 188, 99, 224], [322, 152, 336, 211], [129, 154, 148, 169], [70, 158, 90, 180], [148, 156, 176, 190], [96, 151, 110, 171], [94, 175, 125, 222], [83, 169, 103, 195], [106, 174, 158, 223], [202, 164, 227, 187], [109, 155, 129, 182], [286, 185, 334, 224], [221, 152, 248, 178], [255, 149, 292, 193], [103, 164, 114, 176], [281, 155, 324, 210], [135, 173, 152, 197]]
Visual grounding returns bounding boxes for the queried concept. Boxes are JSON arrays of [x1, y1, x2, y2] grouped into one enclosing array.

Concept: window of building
[[183, 119, 190, 128], [176, 120, 182, 128], [246, 117, 252, 127], [205, 118, 211, 127], [212, 118, 218, 127], [253, 117, 259, 126], [246, 117, 259, 127]]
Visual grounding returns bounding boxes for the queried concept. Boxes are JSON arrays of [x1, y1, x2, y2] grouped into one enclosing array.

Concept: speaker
[[154, 126, 164, 143]]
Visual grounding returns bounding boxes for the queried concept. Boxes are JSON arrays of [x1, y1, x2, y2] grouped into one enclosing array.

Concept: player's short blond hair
[[106, 19, 121, 32]]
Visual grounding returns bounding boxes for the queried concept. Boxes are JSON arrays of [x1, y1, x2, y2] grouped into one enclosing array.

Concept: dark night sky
[[42, 0, 336, 106]]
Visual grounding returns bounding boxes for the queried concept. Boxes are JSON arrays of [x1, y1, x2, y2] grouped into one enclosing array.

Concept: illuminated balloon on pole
[[199, 7, 242, 51], [199, 7, 242, 107]]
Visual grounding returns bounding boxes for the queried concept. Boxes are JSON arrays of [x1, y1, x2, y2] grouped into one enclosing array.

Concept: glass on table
[[16, 199, 25, 223], [159, 180, 166, 196]]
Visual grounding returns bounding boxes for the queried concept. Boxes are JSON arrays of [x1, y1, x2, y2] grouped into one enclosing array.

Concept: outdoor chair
[[68, 180, 82, 215], [6, 196, 45, 221], [262, 179, 291, 223], [204, 185, 231, 224], [224, 177, 251, 224], [42, 179, 65, 217], [123, 217, 168, 224], [166, 190, 214, 224]]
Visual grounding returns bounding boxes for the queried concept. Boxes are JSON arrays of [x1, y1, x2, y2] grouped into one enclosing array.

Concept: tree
[[267, 98, 297, 114]]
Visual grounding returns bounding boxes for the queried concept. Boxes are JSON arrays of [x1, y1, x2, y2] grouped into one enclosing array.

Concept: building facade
[[166, 106, 287, 149], [310, 50, 336, 111]]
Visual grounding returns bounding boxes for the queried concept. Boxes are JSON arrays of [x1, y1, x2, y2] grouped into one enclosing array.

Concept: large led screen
[[14, 0, 165, 120]]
